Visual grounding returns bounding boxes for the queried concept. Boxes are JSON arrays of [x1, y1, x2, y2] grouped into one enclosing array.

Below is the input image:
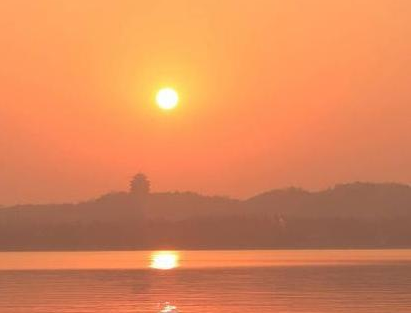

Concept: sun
[[156, 87, 179, 110], [150, 251, 179, 270]]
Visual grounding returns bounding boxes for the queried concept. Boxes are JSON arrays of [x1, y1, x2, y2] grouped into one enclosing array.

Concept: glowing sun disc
[[156, 88, 178, 110]]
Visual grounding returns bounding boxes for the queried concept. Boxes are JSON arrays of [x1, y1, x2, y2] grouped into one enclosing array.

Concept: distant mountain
[[0, 177, 410, 250], [243, 182, 410, 219], [146, 192, 241, 220], [136, 182, 410, 220]]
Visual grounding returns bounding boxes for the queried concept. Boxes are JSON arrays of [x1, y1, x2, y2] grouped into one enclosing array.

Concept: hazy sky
[[0, 0, 410, 204]]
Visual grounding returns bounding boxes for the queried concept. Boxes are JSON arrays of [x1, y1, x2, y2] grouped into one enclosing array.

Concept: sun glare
[[156, 88, 179, 110], [150, 251, 179, 270]]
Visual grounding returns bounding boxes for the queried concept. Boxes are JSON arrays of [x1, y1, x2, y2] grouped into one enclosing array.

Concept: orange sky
[[0, 0, 410, 204]]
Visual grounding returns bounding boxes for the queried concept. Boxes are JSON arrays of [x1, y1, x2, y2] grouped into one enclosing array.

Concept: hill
[[0, 178, 410, 250]]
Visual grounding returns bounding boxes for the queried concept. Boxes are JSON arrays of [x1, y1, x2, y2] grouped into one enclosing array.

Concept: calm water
[[0, 250, 410, 313]]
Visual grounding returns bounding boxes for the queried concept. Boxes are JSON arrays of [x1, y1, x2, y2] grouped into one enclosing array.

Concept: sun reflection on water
[[150, 251, 180, 270], [159, 302, 179, 313]]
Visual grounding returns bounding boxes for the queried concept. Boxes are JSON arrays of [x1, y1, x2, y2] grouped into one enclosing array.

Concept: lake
[[0, 250, 410, 313]]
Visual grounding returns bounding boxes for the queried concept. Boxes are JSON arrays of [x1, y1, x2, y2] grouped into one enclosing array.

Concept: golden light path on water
[[0, 250, 410, 270], [150, 251, 180, 270]]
